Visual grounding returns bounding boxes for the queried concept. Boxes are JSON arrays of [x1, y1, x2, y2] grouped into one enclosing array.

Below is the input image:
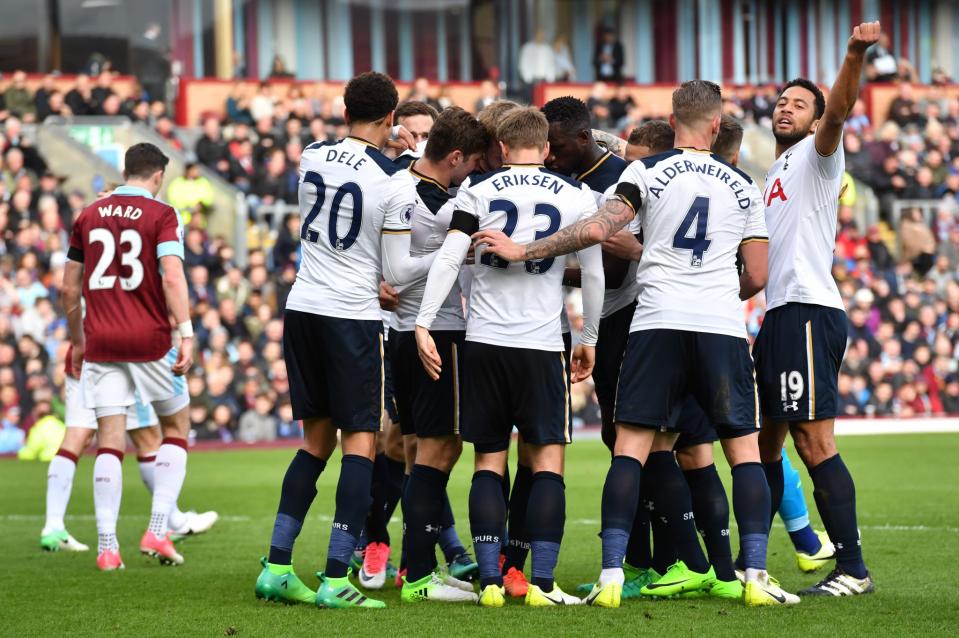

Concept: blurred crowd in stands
[[1, 68, 959, 454]]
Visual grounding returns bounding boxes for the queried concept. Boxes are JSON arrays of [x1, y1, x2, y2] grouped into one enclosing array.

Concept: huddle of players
[[255, 21, 880, 610]]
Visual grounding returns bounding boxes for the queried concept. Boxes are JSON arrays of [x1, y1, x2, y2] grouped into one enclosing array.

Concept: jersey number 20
[[480, 199, 561, 274], [301, 170, 363, 251], [672, 196, 711, 267]]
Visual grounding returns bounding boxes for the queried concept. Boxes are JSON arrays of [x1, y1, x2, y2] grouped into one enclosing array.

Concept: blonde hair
[[477, 100, 521, 137], [496, 106, 549, 151]]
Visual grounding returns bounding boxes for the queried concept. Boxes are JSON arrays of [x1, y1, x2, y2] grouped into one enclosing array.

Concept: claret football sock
[[527, 471, 565, 591], [470, 470, 507, 588], [325, 454, 374, 578], [810, 454, 868, 579], [268, 449, 327, 565], [684, 464, 735, 582]]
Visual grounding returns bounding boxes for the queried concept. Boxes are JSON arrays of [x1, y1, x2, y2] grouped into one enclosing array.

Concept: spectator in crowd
[[4, 71, 35, 120], [252, 147, 296, 206], [405, 78, 442, 112], [238, 391, 278, 443], [607, 84, 636, 130], [866, 32, 899, 82], [899, 207, 937, 275], [593, 27, 624, 83], [64, 74, 93, 116], [474, 80, 500, 113], [168, 163, 215, 227], [553, 36, 576, 81], [519, 30, 557, 87], [586, 82, 611, 129], [269, 55, 294, 79], [90, 72, 115, 113], [155, 115, 182, 151], [196, 117, 231, 173]]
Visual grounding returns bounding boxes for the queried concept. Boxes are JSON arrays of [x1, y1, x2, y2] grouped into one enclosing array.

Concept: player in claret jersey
[[754, 22, 880, 597], [63, 143, 194, 570], [254, 72, 435, 610], [417, 107, 605, 608]]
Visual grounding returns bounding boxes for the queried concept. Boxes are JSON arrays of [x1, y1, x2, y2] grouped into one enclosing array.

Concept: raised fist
[[848, 21, 881, 56]]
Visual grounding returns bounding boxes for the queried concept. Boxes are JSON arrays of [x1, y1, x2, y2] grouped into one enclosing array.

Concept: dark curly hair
[[541, 96, 591, 131], [423, 107, 489, 162], [344, 72, 399, 124], [779, 78, 826, 119]]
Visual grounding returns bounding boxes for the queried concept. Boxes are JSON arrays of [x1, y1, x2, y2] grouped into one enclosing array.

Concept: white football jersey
[[285, 137, 415, 320], [391, 167, 466, 332], [763, 135, 845, 311], [457, 164, 599, 351], [619, 148, 767, 338]]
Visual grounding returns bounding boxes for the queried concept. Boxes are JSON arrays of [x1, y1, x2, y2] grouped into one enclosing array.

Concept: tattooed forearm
[[523, 199, 634, 261], [592, 129, 625, 157]]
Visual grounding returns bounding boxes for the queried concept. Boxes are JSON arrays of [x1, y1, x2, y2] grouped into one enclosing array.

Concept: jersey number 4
[[88, 228, 144, 291], [301, 170, 363, 251], [672, 196, 711, 267], [480, 199, 561, 274]]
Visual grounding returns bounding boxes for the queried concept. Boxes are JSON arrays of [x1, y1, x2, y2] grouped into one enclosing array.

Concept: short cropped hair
[[672, 80, 723, 126], [477, 100, 521, 137], [627, 120, 674, 154], [496, 107, 549, 151], [423, 107, 489, 162], [124, 143, 169, 180], [712, 115, 744, 162], [780, 78, 826, 119], [344, 72, 399, 124], [541, 96, 591, 131], [395, 100, 439, 122]]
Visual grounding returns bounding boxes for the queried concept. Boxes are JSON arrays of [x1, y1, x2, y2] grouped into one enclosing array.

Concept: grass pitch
[[3, 433, 958, 637]]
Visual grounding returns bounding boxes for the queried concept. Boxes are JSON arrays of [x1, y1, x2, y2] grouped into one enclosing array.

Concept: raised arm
[[474, 197, 636, 263], [816, 21, 880, 156]]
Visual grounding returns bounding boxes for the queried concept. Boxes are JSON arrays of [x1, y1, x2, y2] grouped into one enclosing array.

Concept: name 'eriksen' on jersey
[[648, 159, 751, 209], [490, 172, 566, 194]]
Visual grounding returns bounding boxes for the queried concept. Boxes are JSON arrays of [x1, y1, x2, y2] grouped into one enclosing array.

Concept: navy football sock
[[325, 455, 374, 578], [644, 451, 709, 574], [810, 454, 867, 578], [731, 462, 770, 571], [764, 457, 785, 526], [502, 464, 532, 573], [600, 456, 642, 568], [642, 456, 677, 573], [624, 488, 652, 569], [789, 525, 823, 555], [684, 464, 735, 581], [365, 453, 392, 545], [437, 491, 467, 563], [399, 473, 409, 571], [470, 470, 507, 588], [403, 464, 449, 582], [268, 449, 327, 565], [527, 471, 565, 591]]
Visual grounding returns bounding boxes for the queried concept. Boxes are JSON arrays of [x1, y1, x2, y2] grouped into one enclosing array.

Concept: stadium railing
[[891, 199, 948, 229]]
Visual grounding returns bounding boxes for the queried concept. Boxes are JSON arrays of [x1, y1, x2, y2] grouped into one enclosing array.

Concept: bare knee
[[414, 436, 462, 473], [527, 443, 565, 475], [675, 442, 714, 471], [791, 420, 837, 468], [301, 418, 338, 460], [758, 418, 788, 462], [59, 427, 94, 456]]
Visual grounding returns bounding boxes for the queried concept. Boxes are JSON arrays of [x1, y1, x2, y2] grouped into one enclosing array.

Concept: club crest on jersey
[[403, 204, 413, 223]]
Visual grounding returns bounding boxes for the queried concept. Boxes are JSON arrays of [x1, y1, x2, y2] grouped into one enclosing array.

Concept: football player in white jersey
[[475, 81, 797, 607], [416, 107, 605, 608], [753, 22, 880, 597], [358, 101, 438, 591], [255, 72, 436, 610], [383, 106, 489, 604]]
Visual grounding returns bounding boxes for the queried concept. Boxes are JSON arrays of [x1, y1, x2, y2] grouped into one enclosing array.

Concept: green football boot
[[640, 561, 716, 598], [40, 529, 89, 552], [447, 552, 479, 581], [315, 572, 386, 609], [254, 558, 317, 605], [708, 578, 744, 600], [622, 564, 661, 599]]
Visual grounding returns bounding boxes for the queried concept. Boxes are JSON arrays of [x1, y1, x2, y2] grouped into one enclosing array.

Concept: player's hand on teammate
[[70, 343, 84, 379], [570, 344, 595, 383], [385, 125, 416, 152], [848, 21, 880, 56], [172, 337, 194, 376], [472, 229, 525, 263], [415, 326, 442, 381], [379, 281, 400, 311]]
